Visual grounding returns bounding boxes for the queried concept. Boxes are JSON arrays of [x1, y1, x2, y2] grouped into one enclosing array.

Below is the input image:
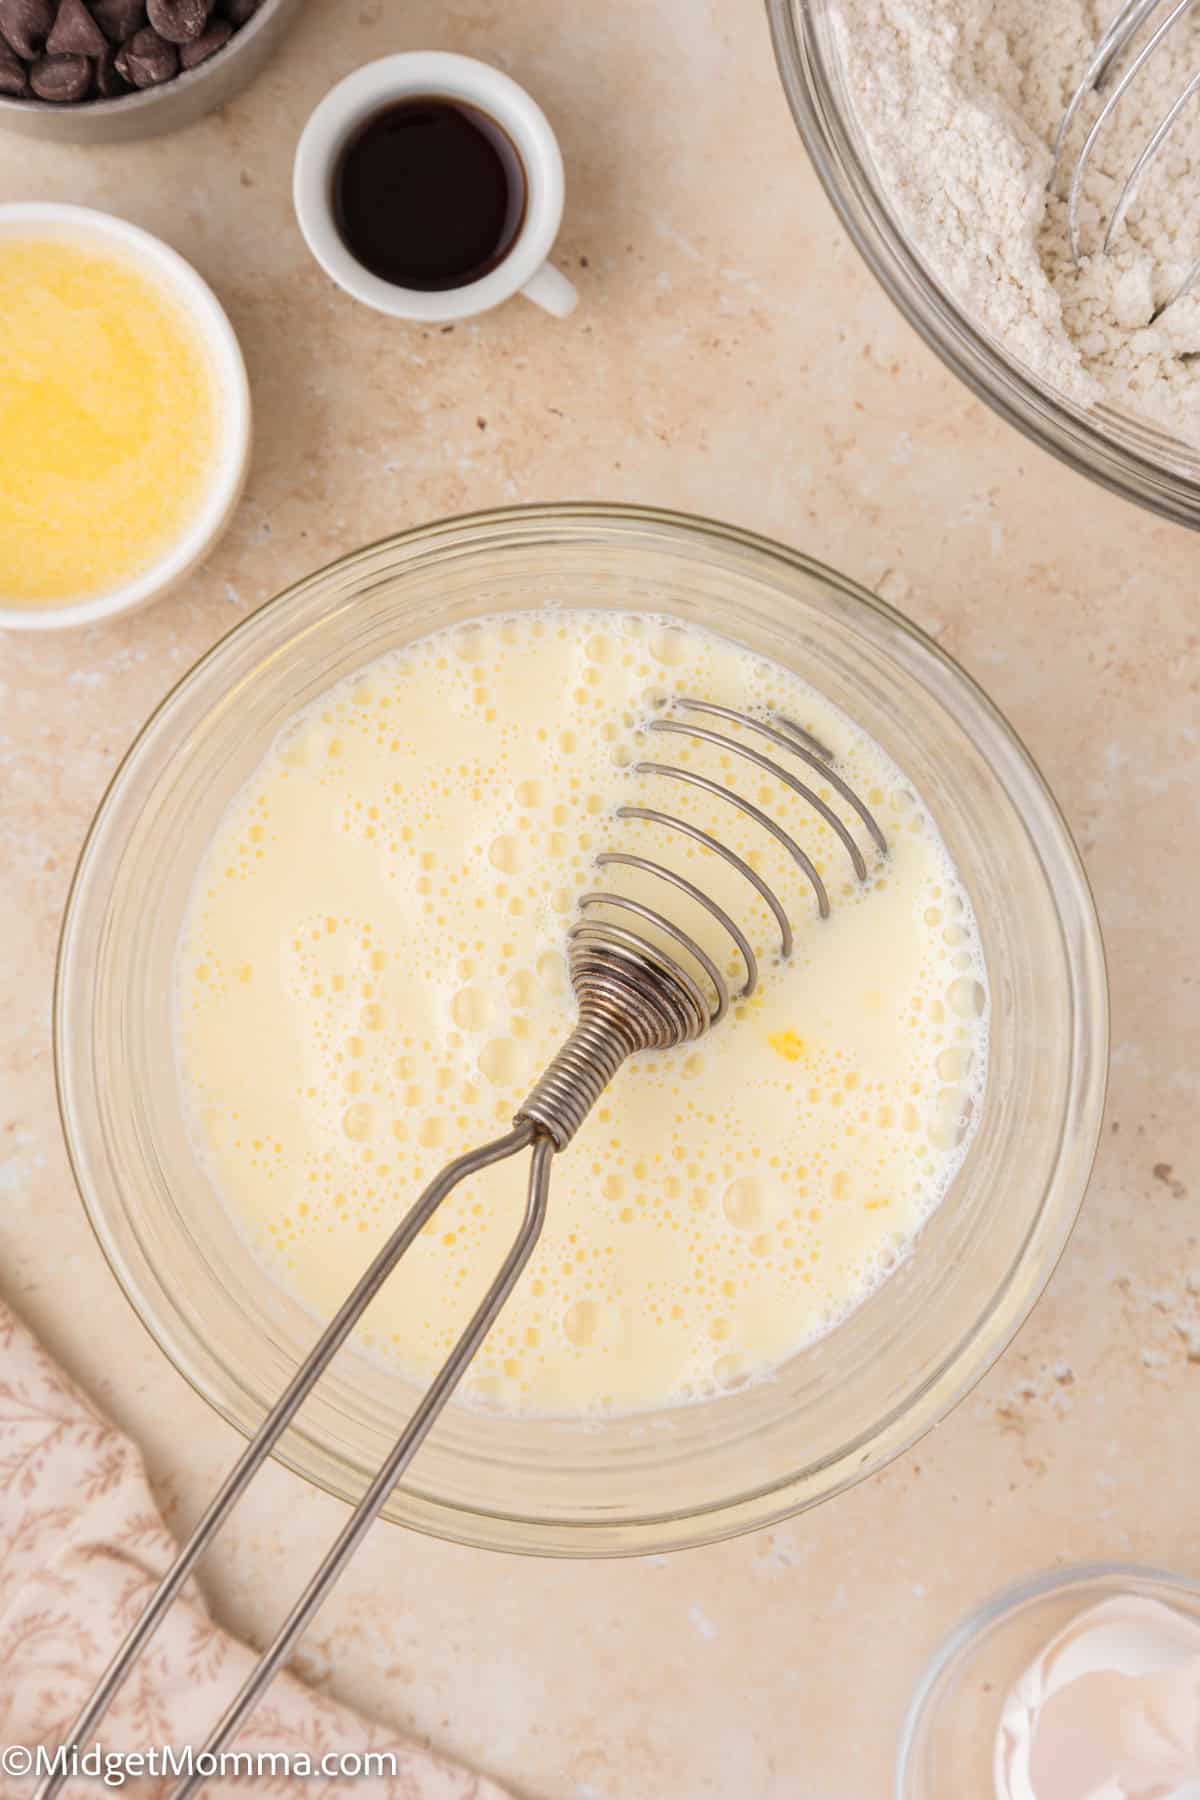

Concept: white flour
[[835, 0, 1200, 442]]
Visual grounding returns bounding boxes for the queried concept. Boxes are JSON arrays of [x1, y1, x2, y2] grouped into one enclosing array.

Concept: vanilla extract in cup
[[332, 97, 527, 291], [295, 52, 578, 320]]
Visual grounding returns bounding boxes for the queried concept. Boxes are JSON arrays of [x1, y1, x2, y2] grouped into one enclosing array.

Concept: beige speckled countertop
[[3, 2, 1199, 1795]]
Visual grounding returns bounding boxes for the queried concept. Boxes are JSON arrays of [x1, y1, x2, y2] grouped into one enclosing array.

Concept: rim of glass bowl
[[54, 503, 1109, 1556], [766, 0, 1200, 531]]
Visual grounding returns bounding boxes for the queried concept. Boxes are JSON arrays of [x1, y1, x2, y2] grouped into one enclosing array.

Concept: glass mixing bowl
[[767, 0, 1200, 530], [56, 504, 1108, 1555]]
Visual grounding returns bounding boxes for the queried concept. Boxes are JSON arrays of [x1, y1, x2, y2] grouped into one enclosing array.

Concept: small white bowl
[[0, 203, 251, 634]]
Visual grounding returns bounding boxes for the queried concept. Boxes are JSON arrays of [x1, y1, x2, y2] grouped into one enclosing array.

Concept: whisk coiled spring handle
[[39, 695, 885, 1795], [520, 936, 710, 1146]]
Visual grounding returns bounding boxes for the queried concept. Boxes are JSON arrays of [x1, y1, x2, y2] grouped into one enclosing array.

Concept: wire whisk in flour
[[1054, 0, 1200, 314], [837, 0, 1200, 440]]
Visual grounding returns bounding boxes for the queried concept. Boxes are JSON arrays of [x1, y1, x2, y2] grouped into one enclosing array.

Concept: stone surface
[[1, 1, 1197, 1795]]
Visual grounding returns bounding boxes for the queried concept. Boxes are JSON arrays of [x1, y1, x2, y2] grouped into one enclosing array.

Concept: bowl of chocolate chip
[[0, 0, 304, 142]]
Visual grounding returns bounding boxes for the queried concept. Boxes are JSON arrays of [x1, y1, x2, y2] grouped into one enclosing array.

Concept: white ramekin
[[0, 202, 251, 634]]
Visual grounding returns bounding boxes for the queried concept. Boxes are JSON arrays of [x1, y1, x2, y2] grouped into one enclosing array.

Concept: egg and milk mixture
[[176, 611, 988, 1415]]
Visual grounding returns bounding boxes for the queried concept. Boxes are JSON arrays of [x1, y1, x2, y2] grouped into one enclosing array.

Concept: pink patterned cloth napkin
[[0, 1299, 510, 1798]]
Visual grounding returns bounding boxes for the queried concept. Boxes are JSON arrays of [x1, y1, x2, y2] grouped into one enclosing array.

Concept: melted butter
[[0, 238, 217, 607]]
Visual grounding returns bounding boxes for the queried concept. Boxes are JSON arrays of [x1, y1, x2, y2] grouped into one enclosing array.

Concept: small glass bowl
[[896, 1563, 1200, 1798], [55, 504, 1108, 1555], [768, 0, 1200, 530]]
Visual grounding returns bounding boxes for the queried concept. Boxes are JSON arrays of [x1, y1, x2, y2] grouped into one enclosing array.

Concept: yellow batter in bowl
[[177, 609, 989, 1416]]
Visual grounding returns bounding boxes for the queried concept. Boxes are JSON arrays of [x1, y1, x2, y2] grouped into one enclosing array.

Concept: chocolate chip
[[0, 0, 53, 59], [146, 0, 209, 41], [178, 12, 226, 63], [8, 0, 255, 103], [0, 38, 27, 86], [89, 0, 143, 41], [93, 39, 126, 90], [29, 47, 90, 96], [113, 21, 175, 82], [46, 0, 106, 54]]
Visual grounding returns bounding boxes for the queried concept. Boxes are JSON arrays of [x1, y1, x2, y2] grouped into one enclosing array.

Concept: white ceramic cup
[[293, 52, 578, 323]]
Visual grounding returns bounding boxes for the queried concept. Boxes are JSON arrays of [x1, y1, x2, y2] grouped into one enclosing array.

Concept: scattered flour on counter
[[835, 0, 1200, 441]]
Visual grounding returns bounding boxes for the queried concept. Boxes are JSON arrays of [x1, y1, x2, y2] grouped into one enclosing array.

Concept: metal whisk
[[1054, 0, 1200, 312], [39, 696, 886, 1799]]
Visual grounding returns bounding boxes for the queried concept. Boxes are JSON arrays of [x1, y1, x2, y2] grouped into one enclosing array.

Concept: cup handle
[[521, 261, 579, 318]]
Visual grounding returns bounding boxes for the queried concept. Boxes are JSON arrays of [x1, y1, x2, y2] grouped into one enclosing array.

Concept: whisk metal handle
[[36, 1121, 548, 1800], [175, 1133, 554, 1795]]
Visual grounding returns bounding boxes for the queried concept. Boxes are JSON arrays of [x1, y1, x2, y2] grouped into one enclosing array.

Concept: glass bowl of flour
[[769, 0, 1200, 528], [56, 505, 1107, 1554]]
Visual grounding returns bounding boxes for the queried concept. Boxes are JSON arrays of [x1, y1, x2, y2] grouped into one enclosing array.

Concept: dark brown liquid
[[333, 98, 526, 292]]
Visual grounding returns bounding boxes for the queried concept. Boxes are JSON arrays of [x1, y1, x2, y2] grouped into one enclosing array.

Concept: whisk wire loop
[[574, 889, 731, 1024], [1053, 0, 1165, 172], [634, 759, 832, 917], [676, 696, 834, 762], [616, 803, 795, 956], [672, 699, 887, 853], [1106, 64, 1200, 252], [1055, 0, 1200, 309], [648, 717, 870, 880], [595, 848, 759, 998]]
